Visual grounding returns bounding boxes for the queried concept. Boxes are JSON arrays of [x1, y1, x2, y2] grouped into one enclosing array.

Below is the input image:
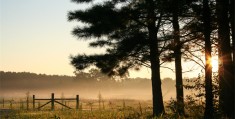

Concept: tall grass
[[0, 98, 208, 119]]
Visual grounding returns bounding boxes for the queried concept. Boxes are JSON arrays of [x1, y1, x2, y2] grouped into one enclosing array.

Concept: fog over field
[[0, 71, 196, 100]]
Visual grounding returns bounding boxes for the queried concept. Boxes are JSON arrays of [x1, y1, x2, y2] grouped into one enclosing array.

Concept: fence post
[[38, 102, 41, 111], [2, 98, 4, 108], [76, 95, 79, 110], [33, 95, 35, 110], [51, 93, 54, 111], [10, 99, 13, 109], [20, 99, 23, 109]]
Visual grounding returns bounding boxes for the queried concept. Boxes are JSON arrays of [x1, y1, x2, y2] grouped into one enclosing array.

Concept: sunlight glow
[[212, 59, 218, 72]]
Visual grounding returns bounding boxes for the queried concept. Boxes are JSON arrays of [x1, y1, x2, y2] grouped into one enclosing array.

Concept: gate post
[[76, 95, 79, 110], [51, 93, 54, 111]]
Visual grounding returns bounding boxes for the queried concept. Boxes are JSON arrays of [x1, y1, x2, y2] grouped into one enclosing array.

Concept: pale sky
[[0, 0, 96, 75], [0, 0, 203, 79]]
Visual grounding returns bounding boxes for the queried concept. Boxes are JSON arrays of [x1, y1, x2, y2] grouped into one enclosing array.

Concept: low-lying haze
[[0, 71, 197, 100]]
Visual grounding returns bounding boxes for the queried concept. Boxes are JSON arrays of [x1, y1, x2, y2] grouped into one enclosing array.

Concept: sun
[[211, 58, 218, 72]]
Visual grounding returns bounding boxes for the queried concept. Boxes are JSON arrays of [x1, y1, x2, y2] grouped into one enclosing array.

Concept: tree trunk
[[230, 2, 235, 117], [216, 0, 234, 118], [146, 0, 165, 117], [229, 0, 235, 94], [229, 0, 234, 56], [172, 0, 184, 115], [203, 0, 214, 118]]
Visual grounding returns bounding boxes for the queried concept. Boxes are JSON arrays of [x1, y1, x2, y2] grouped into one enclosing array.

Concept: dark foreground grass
[[0, 108, 205, 119]]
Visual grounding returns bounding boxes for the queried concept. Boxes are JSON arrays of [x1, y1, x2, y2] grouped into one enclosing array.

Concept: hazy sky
[[0, 0, 203, 79], [1, 0, 96, 75]]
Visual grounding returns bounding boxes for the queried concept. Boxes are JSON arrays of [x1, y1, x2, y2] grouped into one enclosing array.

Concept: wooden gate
[[33, 93, 79, 110]]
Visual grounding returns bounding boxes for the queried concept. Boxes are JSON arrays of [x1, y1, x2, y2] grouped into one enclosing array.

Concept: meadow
[[0, 96, 205, 119], [0, 72, 209, 118]]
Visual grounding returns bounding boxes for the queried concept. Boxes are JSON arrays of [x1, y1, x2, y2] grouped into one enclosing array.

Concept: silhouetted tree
[[171, 0, 184, 115], [145, 0, 165, 116], [68, 0, 165, 116], [229, 0, 234, 69], [202, 0, 214, 118], [229, 2, 235, 109], [161, 0, 201, 115], [216, 0, 234, 117]]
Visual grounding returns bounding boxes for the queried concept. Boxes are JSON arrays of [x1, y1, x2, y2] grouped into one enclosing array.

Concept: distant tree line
[[0, 71, 73, 80], [0, 71, 180, 99]]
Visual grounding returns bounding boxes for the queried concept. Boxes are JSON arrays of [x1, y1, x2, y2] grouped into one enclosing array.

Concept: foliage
[[183, 72, 223, 117], [68, 0, 152, 77]]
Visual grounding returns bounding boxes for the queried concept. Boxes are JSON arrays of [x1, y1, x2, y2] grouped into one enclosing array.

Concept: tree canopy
[[68, 0, 234, 118]]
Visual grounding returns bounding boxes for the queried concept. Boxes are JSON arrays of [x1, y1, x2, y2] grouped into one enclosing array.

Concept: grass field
[[0, 97, 206, 119]]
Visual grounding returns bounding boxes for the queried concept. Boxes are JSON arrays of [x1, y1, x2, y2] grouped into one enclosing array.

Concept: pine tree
[[202, 0, 214, 118], [171, 0, 185, 115], [216, 0, 234, 117], [68, 0, 165, 116]]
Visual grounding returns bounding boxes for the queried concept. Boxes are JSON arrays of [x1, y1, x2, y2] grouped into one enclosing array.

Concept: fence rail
[[1, 95, 152, 112]]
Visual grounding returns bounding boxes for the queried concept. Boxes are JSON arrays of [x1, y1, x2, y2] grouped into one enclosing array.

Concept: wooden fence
[[1, 98, 30, 110], [33, 93, 79, 111]]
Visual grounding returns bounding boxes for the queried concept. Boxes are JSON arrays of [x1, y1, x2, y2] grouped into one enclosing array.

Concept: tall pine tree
[[68, 0, 165, 116], [202, 0, 214, 118], [216, 0, 234, 118]]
